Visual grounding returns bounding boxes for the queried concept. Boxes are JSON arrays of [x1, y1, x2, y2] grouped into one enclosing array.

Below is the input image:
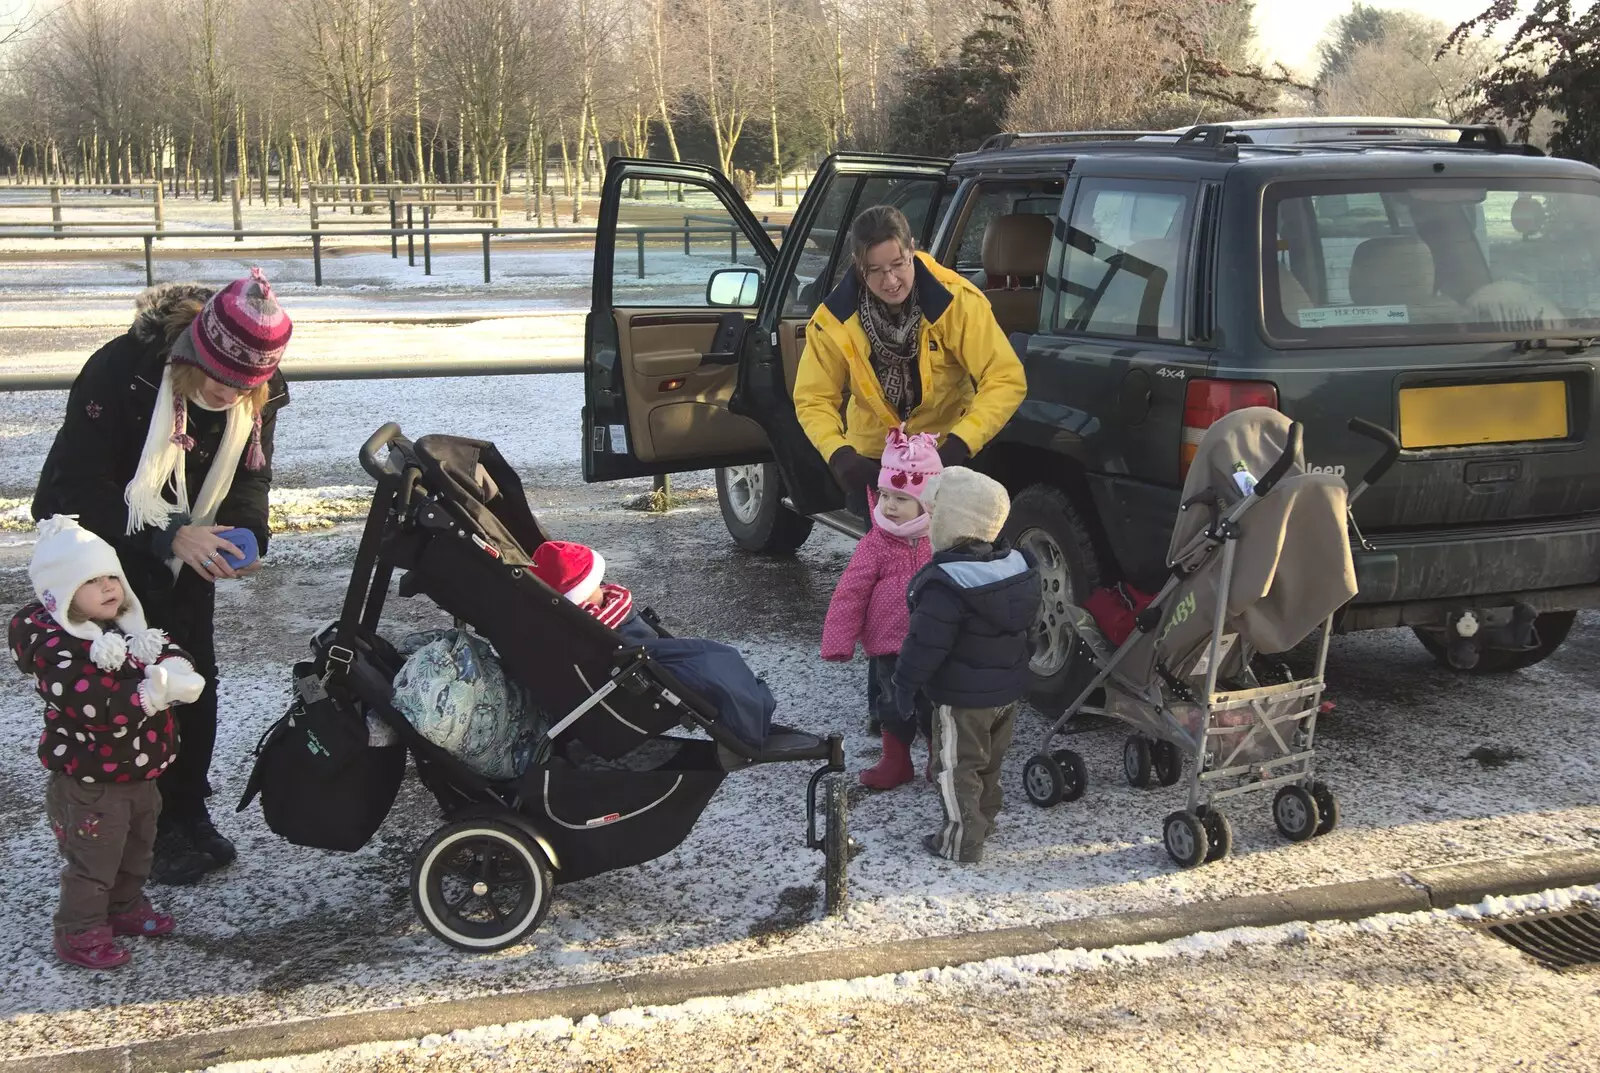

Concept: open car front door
[[731, 153, 953, 519], [584, 160, 780, 482]]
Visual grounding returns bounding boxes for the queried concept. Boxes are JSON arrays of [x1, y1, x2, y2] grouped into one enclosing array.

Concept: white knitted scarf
[[123, 363, 254, 573]]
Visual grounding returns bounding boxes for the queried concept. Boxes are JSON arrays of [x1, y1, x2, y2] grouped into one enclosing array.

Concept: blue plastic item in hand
[[217, 528, 259, 570]]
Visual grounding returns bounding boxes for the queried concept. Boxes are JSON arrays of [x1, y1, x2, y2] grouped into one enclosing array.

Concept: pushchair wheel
[[1272, 785, 1322, 843], [1023, 753, 1068, 807], [1051, 749, 1088, 803], [1310, 781, 1340, 836], [412, 817, 553, 952], [823, 776, 850, 916], [1153, 740, 1183, 787], [1197, 806, 1232, 862], [1123, 736, 1153, 789], [1163, 810, 1210, 869]]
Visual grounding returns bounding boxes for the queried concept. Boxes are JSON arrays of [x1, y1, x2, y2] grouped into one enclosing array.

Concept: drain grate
[[1478, 904, 1600, 970]]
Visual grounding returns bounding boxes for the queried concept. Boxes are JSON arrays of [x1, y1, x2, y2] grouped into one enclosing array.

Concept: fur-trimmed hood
[[130, 283, 215, 348]]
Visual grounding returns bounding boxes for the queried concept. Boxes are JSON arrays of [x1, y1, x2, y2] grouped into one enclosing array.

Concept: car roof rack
[[972, 122, 1544, 158], [975, 130, 1180, 153], [1175, 122, 1542, 155]]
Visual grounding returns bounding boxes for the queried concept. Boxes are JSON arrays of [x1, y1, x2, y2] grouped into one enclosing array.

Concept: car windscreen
[[1262, 177, 1600, 344]]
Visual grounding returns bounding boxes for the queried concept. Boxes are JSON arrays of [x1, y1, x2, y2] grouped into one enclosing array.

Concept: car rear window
[[1263, 177, 1600, 344]]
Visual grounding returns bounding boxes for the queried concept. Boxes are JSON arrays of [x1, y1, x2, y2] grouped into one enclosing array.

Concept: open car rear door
[[584, 159, 780, 482], [730, 153, 953, 518]]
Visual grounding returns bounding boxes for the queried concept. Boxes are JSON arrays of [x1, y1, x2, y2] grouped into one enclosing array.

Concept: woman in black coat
[[32, 274, 292, 886]]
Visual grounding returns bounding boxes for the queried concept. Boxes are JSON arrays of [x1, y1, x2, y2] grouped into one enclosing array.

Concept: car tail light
[[1181, 379, 1279, 479]]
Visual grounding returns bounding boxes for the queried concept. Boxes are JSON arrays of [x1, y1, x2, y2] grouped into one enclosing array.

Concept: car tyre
[[1000, 484, 1109, 715], [717, 463, 815, 555]]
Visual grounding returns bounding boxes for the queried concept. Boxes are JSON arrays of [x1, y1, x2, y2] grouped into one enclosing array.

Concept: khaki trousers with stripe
[[930, 703, 1015, 862]]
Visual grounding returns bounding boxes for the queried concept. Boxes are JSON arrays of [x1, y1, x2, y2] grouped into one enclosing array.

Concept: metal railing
[[0, 221, 785, 287]]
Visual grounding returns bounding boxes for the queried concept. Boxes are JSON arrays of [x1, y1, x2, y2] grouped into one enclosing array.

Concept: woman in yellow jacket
[[794, 205, 1027, 512]]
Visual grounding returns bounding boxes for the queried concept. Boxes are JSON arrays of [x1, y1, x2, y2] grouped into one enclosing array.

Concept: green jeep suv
[[582, 118, 1600, 709]]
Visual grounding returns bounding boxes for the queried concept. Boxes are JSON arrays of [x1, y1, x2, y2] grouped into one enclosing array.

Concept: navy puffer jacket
[[893, 541, 1040, 713]]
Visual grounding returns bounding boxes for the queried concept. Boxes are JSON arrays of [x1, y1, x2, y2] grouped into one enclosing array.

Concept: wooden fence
[[308, 183, 501, 230], [0, 182, 165, 233]]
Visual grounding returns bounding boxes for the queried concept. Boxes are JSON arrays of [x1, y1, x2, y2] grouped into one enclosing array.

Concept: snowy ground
[[201, 886, 1600, 1073], [0, 247, 1597, 1063]]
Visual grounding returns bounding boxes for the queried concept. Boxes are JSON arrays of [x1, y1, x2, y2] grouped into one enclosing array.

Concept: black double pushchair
[[252, 424, 848, 952]]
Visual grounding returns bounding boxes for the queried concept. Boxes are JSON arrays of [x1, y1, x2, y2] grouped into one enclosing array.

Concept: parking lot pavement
[[2, 478, 1597, 1062], [205, 901, 1600, 1073]]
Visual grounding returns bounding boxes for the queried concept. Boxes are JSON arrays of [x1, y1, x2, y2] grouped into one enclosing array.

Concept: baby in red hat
[[529, 539, 776, 749], [530, 541, 636, 630]]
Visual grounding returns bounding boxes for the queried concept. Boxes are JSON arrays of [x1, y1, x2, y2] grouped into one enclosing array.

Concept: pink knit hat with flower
[[171, 267, 293, 391], [878, 427, 942, 505]]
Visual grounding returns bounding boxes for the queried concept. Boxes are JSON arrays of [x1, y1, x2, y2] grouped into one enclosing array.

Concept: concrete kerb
[[8, 847, 1598, 1073]]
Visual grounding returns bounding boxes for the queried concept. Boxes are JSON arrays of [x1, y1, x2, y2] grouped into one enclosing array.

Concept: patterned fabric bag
[[391, 630, 545, 781]]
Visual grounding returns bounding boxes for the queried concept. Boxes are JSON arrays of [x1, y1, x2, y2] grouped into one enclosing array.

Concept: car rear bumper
[[1343, 516, 1600, 630]]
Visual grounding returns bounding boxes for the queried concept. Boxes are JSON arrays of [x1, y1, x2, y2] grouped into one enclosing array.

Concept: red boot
[[860, 733, 915, 790], [54, 925, 130, 970], [109, 898, 175, 938]]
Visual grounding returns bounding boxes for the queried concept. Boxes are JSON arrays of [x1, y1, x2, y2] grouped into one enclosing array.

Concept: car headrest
[[1349, 236, 1436, 307], [982, 214, 1053, 279]]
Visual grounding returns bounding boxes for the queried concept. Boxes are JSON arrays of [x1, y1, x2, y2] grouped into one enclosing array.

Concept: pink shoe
[[54, 925, 131, 970], [109, 899, 175, 938]]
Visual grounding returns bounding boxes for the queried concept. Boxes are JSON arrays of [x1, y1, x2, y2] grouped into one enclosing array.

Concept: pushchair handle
[[360, 423, 405, 480], [1252, 421, 1303, 498], [1346, 418, 1403, 498]]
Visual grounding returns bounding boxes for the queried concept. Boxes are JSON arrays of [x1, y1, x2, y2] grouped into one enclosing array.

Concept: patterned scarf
[[858, 286, 922, 420]]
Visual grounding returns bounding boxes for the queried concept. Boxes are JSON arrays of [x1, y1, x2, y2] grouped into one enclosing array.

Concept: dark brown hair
[[850, 205, 915, 267]]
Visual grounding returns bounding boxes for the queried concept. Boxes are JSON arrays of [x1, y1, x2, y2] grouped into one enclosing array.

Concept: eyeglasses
[[863, 258, 911, 279]]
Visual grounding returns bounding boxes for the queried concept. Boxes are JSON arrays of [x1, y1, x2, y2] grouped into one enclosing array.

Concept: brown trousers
[[930, 703, 1016, 862], [46, 773, 161, 934]]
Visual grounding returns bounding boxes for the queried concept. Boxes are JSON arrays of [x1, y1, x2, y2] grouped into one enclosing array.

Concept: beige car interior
[[1280, 231, 1564, 330], [981, 213, 1054, 335], [611, 311, 768, 464]]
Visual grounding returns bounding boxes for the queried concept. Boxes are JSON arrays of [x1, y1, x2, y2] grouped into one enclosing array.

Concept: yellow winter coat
[[793, 251, 1027, 462]]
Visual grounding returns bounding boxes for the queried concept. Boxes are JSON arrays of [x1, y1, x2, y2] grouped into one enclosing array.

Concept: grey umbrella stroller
[[1021, 408, 1402, 867]]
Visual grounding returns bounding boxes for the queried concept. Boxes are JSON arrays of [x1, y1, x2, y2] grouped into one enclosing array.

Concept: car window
[[950, 181, 1065, 276], [782, 178, 857, 318], [613, 177, 767, 307], [1266, 178, 1600, 343], [781, 172, 951, 318], [1056, 178, 1193, 340]]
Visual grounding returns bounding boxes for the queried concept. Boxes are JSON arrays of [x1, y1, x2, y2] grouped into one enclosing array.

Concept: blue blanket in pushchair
[[619, 618, 774, 750]]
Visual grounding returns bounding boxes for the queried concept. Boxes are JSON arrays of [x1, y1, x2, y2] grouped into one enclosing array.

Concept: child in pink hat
[[821, 427, 941, 789]]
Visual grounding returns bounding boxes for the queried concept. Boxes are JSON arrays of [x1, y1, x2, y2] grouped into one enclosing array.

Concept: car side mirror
[[707, 268, 762, 307]]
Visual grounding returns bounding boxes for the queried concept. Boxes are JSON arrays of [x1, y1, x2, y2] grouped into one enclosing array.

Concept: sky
[[1256, 0, 1508, 73]]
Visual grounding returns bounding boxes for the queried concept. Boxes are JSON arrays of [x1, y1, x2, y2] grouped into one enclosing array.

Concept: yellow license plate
[[1398, 380, 1568, 449]]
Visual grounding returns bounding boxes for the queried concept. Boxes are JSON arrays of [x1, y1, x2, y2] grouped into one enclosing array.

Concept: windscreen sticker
[[1296, 305, 1410, 328]]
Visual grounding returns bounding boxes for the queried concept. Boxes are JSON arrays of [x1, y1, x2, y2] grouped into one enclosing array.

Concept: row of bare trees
[[0, 0, 987, 218]]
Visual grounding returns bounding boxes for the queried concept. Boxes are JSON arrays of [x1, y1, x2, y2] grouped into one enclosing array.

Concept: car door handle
[[701, 351, 739, 365]]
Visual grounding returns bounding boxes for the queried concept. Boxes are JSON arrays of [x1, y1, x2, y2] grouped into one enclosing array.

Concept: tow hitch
[[1441, 603, 1539, 670]]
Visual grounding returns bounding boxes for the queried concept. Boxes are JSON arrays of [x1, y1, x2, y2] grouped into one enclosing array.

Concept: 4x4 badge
[[1155, 367, 1186, 379]]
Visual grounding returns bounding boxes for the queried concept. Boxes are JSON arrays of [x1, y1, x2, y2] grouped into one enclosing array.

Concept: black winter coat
[[31, 284, 289, 620], [893, 541, 1040, 713]]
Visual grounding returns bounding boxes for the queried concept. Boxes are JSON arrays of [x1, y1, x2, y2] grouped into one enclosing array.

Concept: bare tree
[[1006, 0, 1166, 133], [284, 0, 398, 197], [427, 0, 529, 189], [1320, 20, 1493, 122]]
